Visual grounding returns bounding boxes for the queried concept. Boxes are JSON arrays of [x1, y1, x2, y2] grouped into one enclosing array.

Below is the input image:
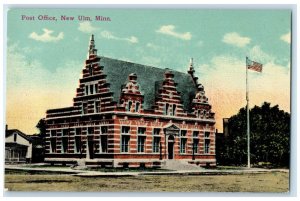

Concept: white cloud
[[101, 30, 138, 44], [280, 32, 291, 44], [127, 36, 138, 43], [78, 22, 98, 33], [222, 32, 251, 47], [156, 25, 192, 40], [29, 29, 64, 42], [77, 22, 138, 43], [248, 45, 275, 64]]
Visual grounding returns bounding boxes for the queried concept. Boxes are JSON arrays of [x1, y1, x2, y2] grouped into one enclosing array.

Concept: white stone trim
[[46, 110, 215, 123]]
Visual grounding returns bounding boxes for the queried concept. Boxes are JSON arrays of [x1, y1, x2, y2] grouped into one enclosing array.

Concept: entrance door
[[88, 140, 94, 159], [168, 135, 174, 159]]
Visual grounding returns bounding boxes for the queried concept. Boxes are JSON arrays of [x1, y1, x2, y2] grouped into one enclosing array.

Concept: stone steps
[[162, 160, 203, 171]]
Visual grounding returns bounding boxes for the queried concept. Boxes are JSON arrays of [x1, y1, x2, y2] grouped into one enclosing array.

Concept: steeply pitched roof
[[100, 57, 197, 112], [5, 129, 32, 142]]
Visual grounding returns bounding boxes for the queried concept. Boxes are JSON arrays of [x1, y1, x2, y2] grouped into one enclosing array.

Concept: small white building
[[5, 126, 32, 163]]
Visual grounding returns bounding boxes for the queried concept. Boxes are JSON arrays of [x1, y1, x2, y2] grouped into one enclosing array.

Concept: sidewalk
[[5, 164, 289, 177]]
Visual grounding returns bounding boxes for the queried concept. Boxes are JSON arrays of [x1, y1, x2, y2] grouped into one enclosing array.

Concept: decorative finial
[[88, 34, 97, 57], [189, 57, 194, 72]]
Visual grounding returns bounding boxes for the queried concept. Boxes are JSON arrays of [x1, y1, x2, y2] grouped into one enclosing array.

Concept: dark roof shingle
[[100, 57, 197, 112]]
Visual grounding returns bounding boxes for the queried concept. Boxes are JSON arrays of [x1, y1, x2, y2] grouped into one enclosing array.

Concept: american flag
[[246, 57, 263, 72]]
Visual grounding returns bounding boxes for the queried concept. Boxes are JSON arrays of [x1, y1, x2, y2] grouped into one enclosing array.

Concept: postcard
[[4, 7, 291, 193]]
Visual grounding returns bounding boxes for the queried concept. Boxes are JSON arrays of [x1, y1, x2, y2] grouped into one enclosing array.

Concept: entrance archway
[[168, 135, 175, 159]]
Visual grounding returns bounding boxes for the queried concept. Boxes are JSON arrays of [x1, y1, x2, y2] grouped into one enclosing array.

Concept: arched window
[[135, 102, 140, 112], [172, 104, 176, 116], [128, 101, 132, 112], [165, 103, 169, 115]]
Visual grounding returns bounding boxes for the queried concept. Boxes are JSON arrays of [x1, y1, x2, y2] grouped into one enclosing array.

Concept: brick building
[[44, 35, 216, 168]]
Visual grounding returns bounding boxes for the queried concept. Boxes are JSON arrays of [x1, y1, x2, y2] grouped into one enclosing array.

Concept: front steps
[[161, 160, 203, 171]]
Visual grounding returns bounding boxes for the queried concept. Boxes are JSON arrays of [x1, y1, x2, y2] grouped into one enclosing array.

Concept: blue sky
[[6, 8, 291, 133]]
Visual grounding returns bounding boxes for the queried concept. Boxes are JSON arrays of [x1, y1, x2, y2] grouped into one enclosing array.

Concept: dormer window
[[165, 103, 169, 115], [85, 86, 89, 95], [89, 66, 93, 76], [90, 85, 94, 94], [172, 104, 176, 116], [135, 102, 140, 112], [95, 84, 98, 93], [127, 101, 132, 112]]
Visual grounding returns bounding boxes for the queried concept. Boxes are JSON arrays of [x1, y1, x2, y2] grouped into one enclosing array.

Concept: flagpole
[[246, 57, 251, 168]]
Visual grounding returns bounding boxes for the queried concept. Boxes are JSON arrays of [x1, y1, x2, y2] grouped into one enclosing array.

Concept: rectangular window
[[62, 137, 68, 153], [62, 129, 69, 136], [76, 128, 81, 135], [135, 102, 140, 112], [193, 139, 199, 154], [85, 85, 89, 95], [51, 130, 57, 137], [180, 130, 187, 137], [205, 132, 210, 138], [180, 138, 187, 153], [75, 136, 81, 153], [21, 150, 26, 158], [164, 103, 169, 115], [101, 126, 108, 134], [100, 135, 108, 153], [205, 139, 210, 154], [137, 136, 146, 152], [138, 127, 146, 135], [127, 101, 132, 112], [88, 127, 94, 135], [153, 128, 160, 135], [95, 84, 98, 93], [121, 126, 130, 134], [121, 135, 130, 152], [50, 138, 56, 153], [90, 84, 94, 94], [193, 131, 199, 137], [172, 104, 176, 116], [153, 137, 160, 153], [82, 102, 88, 114], [14, 134, 17, 142]]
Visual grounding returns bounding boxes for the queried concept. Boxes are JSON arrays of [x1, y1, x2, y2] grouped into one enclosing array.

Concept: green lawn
[[5, 171, 289, 192]]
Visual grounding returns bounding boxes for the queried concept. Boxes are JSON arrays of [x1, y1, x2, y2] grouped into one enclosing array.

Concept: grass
[[86, 167, 173, 172], [5, 171, 289, 192]]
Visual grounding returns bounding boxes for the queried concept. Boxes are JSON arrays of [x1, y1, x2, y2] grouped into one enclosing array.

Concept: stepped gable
[[100, 57, 197, 112]]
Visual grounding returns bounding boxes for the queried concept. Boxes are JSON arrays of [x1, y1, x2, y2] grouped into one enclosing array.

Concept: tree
[[218, 102, 290, 167], [36, 118, 47, 139]]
